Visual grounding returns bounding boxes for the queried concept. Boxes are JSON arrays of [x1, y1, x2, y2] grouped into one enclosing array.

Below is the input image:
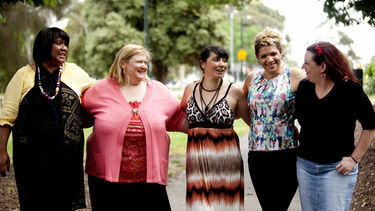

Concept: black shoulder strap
[[223, 83, 233, 98]]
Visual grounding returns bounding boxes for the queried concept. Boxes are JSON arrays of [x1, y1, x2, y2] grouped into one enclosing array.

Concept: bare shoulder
[[290, 67, 306, 92], [245, 71, 256, 81], [290, 67, 306, 80], [228, 83, 243, 95], [244, 71, 256, 86], [181, 82, 197, 111], [183, 82, 196, 95], [243, 71, 256, 93], [226, 83, 246, 102]]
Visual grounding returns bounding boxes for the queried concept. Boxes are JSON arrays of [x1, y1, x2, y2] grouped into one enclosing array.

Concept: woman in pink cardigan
[[82, 44, 187, 211]]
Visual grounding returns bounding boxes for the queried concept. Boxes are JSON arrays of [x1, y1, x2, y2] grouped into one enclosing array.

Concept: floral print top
[[247, 67, 298, 151]]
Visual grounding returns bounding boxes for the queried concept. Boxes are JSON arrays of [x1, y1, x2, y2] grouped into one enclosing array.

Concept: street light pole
[[144, 0, 152, 73], [144, 0, 149, 49], [239, 10, 244, 82], [230, 11, 235, 81]]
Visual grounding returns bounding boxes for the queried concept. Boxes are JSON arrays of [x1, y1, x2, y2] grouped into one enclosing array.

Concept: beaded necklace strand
[[37, 64, 62, 100]]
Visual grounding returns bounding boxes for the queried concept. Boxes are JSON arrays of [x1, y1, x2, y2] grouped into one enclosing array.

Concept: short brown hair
[[254, 28, 282, 57]]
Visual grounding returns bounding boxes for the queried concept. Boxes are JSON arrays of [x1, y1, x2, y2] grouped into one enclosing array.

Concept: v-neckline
[[313, 83, 336, 101], [114, 79, 152, 111], [192, 84, 228, 118], [193, 94, 227, 117]]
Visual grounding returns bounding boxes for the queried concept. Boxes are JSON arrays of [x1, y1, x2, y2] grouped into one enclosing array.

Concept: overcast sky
[[261, 0, 375, 68]]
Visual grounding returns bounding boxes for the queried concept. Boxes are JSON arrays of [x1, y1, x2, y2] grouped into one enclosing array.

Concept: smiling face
[[201, 52, 228, 79], [122, 53, 148, 85], [302, 51, 325, 83], [257, 45, 283, 78], [49, 37, 69, 67]]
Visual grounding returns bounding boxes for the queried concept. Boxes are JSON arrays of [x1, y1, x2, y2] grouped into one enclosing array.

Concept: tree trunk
[[152, 60, 168, 84], [70, 14, 89, 36], [179, 64, 185, 92], [24, 30, 33, 64]]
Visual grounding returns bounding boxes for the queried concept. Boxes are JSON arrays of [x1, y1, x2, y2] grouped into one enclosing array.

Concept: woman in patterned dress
[[243, 28, 305, 211], [0, 27, 95, 210], [180, 45, 250, 211], [82, 44, 187, 211]]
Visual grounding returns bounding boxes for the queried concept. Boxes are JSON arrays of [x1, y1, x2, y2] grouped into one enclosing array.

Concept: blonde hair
[[108, 44, 151, 85], [254, 28, 283, 57]]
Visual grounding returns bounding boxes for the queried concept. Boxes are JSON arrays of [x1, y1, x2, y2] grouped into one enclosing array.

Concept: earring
[[321, 73, 326, 79]]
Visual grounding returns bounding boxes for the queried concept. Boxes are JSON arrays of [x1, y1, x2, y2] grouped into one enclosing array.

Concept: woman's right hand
[[335, 156, 356, 176], [0, 125, 11, 176], [0, 148, 10, 177]]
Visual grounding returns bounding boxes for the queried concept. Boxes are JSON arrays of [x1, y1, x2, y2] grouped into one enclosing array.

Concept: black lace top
[[186, 83, 235, 129]]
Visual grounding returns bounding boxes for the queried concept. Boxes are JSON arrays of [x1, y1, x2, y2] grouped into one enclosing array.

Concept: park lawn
[[168, 119, 249, 156], [368, 94, 375, 105], [6, 119, 249, 158], [6, 128, 93, 160]]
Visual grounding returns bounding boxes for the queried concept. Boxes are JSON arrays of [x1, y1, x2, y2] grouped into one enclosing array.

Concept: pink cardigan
[[82, 78, 185, 185]]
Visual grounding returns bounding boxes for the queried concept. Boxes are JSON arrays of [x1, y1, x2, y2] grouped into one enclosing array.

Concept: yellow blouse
[[0, 63, 95, 127]]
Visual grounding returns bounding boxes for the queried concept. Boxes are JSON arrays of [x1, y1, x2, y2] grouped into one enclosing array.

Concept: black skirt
[[88, 176, 171, 211]]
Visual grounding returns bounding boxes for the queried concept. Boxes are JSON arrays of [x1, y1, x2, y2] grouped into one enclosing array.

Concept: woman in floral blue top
[[243, 28, 305, 211]]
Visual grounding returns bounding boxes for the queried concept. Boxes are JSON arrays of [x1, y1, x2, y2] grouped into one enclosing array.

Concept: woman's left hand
[[335, 156, 356, 176]]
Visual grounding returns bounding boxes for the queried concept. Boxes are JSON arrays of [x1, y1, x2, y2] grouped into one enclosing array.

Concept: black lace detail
[[186, 83, 235, 129], [12, 65, 85, 210]]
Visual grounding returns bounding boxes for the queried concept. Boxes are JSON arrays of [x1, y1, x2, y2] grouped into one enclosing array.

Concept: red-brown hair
[[306, 41, 356, 83]]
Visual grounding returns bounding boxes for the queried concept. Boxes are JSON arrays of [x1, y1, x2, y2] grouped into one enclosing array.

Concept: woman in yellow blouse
[[0, 27, 94, 211]]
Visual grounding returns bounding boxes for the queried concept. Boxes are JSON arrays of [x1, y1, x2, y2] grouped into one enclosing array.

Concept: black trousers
[[248, 149, 298, 211], [88, 176, 171, 211]]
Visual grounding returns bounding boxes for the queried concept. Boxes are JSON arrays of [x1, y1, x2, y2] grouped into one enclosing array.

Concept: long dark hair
[[306, 41, 356, 83], [33, 27, 70, 64]]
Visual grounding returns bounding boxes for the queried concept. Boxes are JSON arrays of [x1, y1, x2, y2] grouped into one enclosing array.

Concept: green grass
[[368, 94, 375, 105], [168, 132, 188, 156], [233, 119, 250, 137], [168, 119, 249, 156], [6, 119, 249, 157], [6, 128, 93, 157], [7, 133, 12, 156]]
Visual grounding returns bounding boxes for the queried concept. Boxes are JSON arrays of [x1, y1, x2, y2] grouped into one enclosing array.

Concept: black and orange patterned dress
[[185, 83, 244, 211]]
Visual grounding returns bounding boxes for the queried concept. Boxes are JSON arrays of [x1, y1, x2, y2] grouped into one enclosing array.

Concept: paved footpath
[[167, 134, 301, 211]]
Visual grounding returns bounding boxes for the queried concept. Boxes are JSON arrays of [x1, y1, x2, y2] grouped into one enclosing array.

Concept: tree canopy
[[0, 0, 60, 7], [66, 0, 288, 83], [0, 0, 61, 22], [323, 0, 375, 27], [68, 0, 238, 83], [0, 1, 70, 91], [0, 0, 289, 90], [218, 1, 286, 67]]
